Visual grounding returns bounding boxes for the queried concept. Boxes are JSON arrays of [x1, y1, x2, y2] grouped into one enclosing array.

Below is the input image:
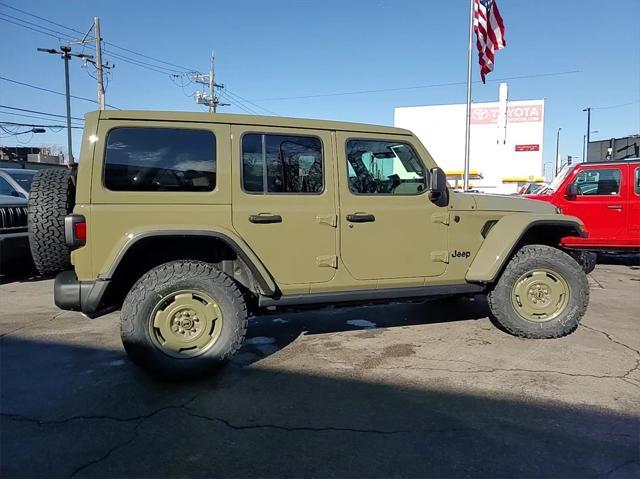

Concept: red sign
[[515, 144, 540, 152], [471, 103, 543, 124]]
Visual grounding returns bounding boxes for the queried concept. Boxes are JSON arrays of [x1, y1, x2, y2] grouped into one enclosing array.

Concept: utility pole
[[70, 17, 111, 110], [94, 17, 105, 110], [583, 107, 592, 144], [38, 46, 93, 165], [555, 127, 562, 176], [209, 51, 215, 113], [191, 51, 229, 113]]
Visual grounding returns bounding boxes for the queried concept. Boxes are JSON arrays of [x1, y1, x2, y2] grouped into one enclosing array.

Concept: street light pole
[[37, 46, 93, 166], [61, 46, 73, 165], [555, 127, 562, 176]]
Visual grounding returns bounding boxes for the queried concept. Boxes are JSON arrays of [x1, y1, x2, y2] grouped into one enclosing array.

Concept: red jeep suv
[[527, 159, 640, 271]]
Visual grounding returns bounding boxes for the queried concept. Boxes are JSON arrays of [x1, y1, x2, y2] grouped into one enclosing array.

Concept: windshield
[[547, 165, 572, 193], [7, 170, 35, 192]]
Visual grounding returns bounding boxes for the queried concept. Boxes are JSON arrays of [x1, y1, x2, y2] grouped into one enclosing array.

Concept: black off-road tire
[[571, 250, 597, 274], [27, 168, 75, 275], [120, 260, 248, 379], [487, 245, 589, 339]]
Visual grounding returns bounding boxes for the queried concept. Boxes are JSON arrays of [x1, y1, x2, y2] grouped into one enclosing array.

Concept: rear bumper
[[54, 270, 111, 318]]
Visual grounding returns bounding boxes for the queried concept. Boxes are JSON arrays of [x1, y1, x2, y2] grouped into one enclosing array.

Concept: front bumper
[[0, 231, 32, 273], [54, 270, 111, 318]]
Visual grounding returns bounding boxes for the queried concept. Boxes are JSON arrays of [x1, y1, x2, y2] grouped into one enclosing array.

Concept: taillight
[[74, 221, 86, 241], [64, 214, 86, 248]]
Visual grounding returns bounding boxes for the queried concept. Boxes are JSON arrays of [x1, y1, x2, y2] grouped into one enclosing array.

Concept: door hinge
[[431, 213, 450, 225], [316, 255, 338, 268], [316, 214, 337, 227], [430, 250, 449, 263]]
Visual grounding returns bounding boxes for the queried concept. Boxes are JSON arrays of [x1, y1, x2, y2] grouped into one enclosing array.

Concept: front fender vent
[[481, 220, 498, 238]]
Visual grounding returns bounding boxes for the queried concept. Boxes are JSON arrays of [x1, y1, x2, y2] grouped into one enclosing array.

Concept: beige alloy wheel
[[149, 289, 224, 359], [510, 268, 570, 323]]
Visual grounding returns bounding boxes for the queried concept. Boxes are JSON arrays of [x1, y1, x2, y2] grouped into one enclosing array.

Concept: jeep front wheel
[[120, 260, 248, 378], [487, 245, 589, 339]]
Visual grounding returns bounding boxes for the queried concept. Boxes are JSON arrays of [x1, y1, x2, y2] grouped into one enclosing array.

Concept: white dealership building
[[394, 84, 545, 194]]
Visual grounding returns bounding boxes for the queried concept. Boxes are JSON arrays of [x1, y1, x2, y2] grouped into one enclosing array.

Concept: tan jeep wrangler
[[28, 111, 589, 377]]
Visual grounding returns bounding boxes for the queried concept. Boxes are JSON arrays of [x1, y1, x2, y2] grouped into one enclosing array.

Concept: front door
[[231, 126, 337, 285], [560, 165, 626, 244], [336, 132, 448, 280]]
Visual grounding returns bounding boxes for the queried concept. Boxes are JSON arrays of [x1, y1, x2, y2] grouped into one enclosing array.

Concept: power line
[[0, 111, 84, 126], [224, 88, 278, 115], [0, 2, 84, 35], [0, 105, 85, 122], [0, 76, 120, 109], [592, 100, 640, 110], [252, 70, 584, 102], [0, 2, 195, 72], [0, 121, 78, 130]]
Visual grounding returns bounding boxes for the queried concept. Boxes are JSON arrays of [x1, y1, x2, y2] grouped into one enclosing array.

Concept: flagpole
[[463, 0, 474, 192]]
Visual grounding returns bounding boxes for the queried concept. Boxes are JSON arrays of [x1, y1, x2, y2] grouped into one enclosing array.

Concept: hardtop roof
[[96, 110, 412, 136]]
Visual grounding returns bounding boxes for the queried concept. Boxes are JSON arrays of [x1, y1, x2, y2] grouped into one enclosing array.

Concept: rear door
[[231, 126, 337, 286], [561, 165, 626, 244]]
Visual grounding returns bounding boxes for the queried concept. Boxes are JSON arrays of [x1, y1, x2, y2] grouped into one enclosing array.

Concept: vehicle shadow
[[1, 335, 638, 478], [238, 296, 492, 365], [597, 253, 640, 268]]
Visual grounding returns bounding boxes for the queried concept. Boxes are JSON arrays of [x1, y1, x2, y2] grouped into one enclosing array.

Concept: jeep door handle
[[346, 213, 376, 223], [606, 205, 623, 210], [249, 214, 282, 224]]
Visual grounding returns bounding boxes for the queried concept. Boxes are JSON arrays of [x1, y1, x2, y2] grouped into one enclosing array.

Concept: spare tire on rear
[[28, 168, 76, 275]]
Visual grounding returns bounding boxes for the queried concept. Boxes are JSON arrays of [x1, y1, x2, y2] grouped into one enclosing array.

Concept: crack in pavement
[[595, 459, 640, 478], [181, 409, 470, 436], [0, 311, 66, 338], [581, 323, 640, 383], [2, 397, 472, 478]]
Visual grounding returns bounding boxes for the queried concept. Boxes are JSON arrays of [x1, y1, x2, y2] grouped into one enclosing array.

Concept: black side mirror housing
[[428, 167, 449, 207], [565, 183, 578, 198]]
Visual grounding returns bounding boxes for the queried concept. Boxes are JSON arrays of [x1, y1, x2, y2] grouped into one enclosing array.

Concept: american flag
[[473, 0, 506, 83]]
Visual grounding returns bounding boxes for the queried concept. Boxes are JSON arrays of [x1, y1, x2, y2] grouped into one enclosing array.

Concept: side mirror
[[565, 183, 578, 198], [10, 190, 21, 198], [428, 167, 449, 207]]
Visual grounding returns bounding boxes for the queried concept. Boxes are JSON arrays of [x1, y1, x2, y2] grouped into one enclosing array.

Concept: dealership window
[[104, 127, 216, 191], [572, 168, 621, 196], [242, 134, 323, 194], [346, 139, 427, 195]]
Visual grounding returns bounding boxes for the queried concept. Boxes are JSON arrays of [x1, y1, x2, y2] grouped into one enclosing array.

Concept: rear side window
[[572, 168, 621, 196], [104, 127, 216, 192], [635, 168, 640, 195], [242, 134, 323, 194]]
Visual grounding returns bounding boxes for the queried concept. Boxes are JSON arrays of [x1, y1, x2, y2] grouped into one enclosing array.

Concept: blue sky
[[1, 0, 639, 170]]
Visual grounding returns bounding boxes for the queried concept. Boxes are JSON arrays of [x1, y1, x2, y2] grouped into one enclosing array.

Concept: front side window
[[242, 134, 323, 194], [635, 168, 639, 195], [346, 139, 427, 195], [104, 127, 216, 192], [572, 168, 621, 196]]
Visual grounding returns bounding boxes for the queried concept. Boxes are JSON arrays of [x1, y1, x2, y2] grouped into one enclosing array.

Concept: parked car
[[0, 194, 31, 274], [0, 168, 37, 199], [516, 182, 548, 195], [28, 110, 590, 378], [527, 159, 640, 272]]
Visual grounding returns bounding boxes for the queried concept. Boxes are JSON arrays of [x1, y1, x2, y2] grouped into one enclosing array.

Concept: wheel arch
[[466, 214, 586, 283], [100, 229, 278, 310]]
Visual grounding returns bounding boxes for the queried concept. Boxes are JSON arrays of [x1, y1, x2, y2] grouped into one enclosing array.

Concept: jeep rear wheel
[[488, 245, 589, 339], [27, 168, 75, 275], [120, 260, 248, 378]]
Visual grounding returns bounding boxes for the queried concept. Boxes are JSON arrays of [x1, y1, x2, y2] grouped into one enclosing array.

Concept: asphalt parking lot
[[1, 263, 639, 478]]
